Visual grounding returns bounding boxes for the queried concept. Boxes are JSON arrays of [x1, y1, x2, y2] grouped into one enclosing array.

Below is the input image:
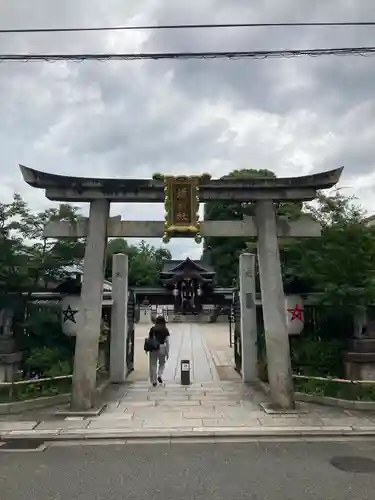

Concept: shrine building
[[133, 257, 234, 316]]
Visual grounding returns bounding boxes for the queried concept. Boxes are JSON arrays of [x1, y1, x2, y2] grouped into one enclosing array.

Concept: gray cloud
[[1, 0, 375, 257]]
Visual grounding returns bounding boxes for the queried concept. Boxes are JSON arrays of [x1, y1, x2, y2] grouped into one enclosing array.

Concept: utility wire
[[1, 21, 375, 34], [0, 46, 374, 62]]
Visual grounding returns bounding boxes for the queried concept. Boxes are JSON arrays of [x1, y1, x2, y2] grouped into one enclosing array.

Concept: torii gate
[[19, 165, 343, 411]]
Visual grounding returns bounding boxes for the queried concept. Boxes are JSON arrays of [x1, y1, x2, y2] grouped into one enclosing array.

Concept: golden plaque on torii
[[162, 174, 210, 243]]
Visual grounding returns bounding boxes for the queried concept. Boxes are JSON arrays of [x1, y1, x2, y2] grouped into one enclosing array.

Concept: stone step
[[169, 315, 208, 323], [105, 382, 260, 409]]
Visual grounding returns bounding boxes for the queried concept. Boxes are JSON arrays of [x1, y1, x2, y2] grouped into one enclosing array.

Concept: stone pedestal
[[0, 337, 22, 382], [344, 338, 375, 380]]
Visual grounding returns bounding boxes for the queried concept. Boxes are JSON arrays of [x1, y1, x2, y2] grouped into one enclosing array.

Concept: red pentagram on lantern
[[287, 303, 304, 321]]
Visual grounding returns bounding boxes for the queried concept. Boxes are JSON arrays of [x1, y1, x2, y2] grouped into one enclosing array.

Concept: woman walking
[[146, 315, 170, 387]]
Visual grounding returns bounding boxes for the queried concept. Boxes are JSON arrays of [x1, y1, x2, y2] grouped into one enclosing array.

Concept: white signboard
[[181, 362, 190, 371], [285, 295, 304, 335]]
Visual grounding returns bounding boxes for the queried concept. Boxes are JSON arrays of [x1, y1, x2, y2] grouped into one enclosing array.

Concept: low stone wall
[[0, 393, 71, 415], [295, 392, 375, 411], [0, 373, 110, 415], [257, 375, 375, 411]]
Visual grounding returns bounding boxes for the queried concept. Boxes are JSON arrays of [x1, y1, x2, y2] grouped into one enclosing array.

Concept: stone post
[[71, 199, 110, 411], [255, 200, 295, 409], [239, 253, 258, 382], [110, 253, 128, 383]]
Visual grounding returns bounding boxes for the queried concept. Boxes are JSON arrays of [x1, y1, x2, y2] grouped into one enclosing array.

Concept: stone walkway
[[2, 378, 375, 440], [1, 323, 375, 440], [162, 323, 219, 383], [128, 322, 221, 383], [99, 380, 265, 431]]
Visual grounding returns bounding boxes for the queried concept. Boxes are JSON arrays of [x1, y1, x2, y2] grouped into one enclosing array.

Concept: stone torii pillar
[[256, 201, 294, 408], [71, 199, 109, 411]]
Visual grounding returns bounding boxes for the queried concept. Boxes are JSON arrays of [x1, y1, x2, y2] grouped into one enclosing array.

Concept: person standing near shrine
[[145, 315, 170, 387]]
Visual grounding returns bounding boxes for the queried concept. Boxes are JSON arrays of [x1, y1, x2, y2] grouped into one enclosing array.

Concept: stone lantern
[[344, 317, 375, 381], [60, 277, 112, 336], [61, 295, 81, 336], [0, 300, 23, 382]]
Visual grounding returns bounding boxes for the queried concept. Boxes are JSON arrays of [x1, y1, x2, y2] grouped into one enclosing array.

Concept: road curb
[[3, 426, 375, 442]]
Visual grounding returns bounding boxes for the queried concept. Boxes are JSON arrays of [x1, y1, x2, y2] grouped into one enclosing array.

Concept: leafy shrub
[[24, 347, 72, 378], [294, 377, 375, 401], [290, 336, 346, 377], [0, 376, 72, 403]]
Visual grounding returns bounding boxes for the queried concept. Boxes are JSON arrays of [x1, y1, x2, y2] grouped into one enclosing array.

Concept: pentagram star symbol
[[62, 304, 78, 323], [287, 303, 304, 322]]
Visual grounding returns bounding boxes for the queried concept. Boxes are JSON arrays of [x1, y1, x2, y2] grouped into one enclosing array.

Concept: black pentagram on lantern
[[62, 304, 78, 323]]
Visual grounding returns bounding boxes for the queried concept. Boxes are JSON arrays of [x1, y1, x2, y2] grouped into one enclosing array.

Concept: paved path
[[2, 323, 375, 440], [163, 323, 219, 383], [130, 322, 220, 383], [95, 322, 260, 431], [2, 379, 375, 440]]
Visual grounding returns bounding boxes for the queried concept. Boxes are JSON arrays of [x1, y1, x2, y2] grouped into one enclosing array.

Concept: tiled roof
[[162, 258, 214, 274]]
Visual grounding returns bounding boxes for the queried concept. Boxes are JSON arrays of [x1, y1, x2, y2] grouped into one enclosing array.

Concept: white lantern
[[61, 295, 81, 336], [285, 295, 304, 335]]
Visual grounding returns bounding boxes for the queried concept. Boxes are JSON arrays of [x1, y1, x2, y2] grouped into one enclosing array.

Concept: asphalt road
[[1, 439, 375, 499]]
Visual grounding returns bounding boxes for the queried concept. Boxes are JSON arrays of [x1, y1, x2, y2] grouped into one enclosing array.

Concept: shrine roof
[[164, 273, 212, 285], [19, 165, 344, 202], [161, 258, 215, 274]]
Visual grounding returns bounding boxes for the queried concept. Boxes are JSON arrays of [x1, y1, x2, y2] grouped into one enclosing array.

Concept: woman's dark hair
[[155, 315, 166, 326]]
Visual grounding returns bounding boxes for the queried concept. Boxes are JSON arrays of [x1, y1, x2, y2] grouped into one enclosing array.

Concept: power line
[[1, 21, 375, 34], [0, 46, 374, 62]]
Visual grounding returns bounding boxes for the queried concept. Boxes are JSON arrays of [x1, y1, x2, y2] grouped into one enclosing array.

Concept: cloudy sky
[[1, 0, 375, 258]]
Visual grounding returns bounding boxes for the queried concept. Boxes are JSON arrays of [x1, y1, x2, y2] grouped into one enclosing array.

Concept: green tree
[[284, 191, 375, 306], [18, 202, 85, 288], [105, 239, 171, 286], [0, 194, 84, 377], [203, 168, 302, 286], [203, 170, 375, 307], [0, 193, 31, 289], [0, 194, 85, 291]]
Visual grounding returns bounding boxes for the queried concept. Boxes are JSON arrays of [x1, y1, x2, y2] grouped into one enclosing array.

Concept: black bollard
[[180, 359, 191, 385]]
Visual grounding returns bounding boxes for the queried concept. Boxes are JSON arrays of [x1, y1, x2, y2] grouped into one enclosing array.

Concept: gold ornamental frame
[[162, 174, 211, 243]]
